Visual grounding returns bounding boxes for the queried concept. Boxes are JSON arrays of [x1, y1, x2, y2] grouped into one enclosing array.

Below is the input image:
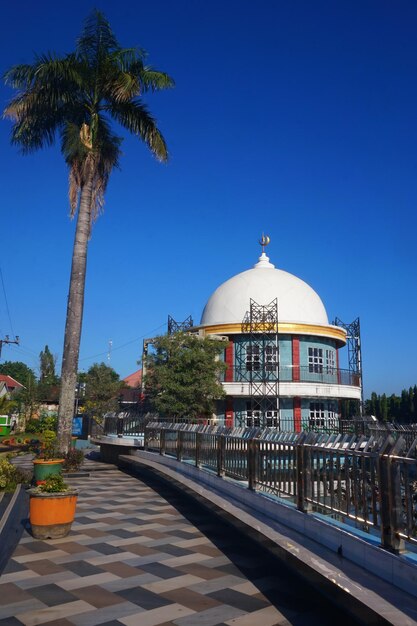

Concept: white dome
[[201, 253, 329, 326]]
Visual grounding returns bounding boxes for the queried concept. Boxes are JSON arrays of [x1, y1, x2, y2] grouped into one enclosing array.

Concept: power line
[[78, 321, 167, 363], [0, 266, 17, 339]]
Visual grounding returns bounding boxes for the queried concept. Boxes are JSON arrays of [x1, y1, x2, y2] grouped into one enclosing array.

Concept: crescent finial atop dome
[[259, 233, 270, 253], [255, 234, 275, 268]]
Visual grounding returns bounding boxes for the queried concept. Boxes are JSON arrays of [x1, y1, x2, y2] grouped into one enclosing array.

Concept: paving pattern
[[0, 463, 350, 626]]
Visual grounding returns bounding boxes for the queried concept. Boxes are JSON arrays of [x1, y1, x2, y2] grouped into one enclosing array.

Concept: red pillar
[[336, 347, 341, 384], [292, 337, 300, 381], [294, 397, 302, 432], [225, 339, 234, 382]]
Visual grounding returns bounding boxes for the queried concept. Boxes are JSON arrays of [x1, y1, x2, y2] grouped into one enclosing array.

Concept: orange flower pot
[[29, 491, 78, 539]]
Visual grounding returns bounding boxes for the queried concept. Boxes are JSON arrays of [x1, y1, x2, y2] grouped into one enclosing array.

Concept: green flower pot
[[33, 459, 64, 485]]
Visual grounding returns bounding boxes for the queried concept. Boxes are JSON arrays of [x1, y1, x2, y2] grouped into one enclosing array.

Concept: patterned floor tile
[[58, 572, 120, 591], [224, 605, 293, 626], [116, 586, 173, 610], [27, 584, 78, 607], [119, 603, 195, 626], [0, 460, 352, 626], [69, 600, 144, 626], [207, 588, 269, 612], [141, 574, 205, 594], [17, 600, 95, 626], [71, 585, 126, 609], [0, 582, 34, 605], [173, 604, 246, 626], [161, 588, 222, 612]]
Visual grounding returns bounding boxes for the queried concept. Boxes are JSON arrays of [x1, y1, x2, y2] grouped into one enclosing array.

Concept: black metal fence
[[222, 365, 360, 386], [103, 413, 158, 437], [144, 422, 417, 553]]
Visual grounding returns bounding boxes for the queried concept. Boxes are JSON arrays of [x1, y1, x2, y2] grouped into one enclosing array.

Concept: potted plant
[[33, 430, 64, 485], [28, 473, 78, 539], [63, 448, 84, 473]]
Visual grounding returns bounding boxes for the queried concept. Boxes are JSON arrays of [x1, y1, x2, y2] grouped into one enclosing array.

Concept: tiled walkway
[[0, 464, 350, 626]]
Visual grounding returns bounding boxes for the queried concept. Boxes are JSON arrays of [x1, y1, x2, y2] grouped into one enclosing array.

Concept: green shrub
[[25, 419, 41, 434], [39, 414, 58, 432], [39, 430, 61, 460], [63, 448, 84, 472], [36, 473, 69, 493], [25, 415, 58, 434], [0, 459, 30, 492]]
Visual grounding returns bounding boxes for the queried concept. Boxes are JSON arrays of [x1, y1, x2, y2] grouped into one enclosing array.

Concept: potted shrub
[[28, 473, 78, 539], [63, 448, 84, 473], [33, 430, 64, 485]]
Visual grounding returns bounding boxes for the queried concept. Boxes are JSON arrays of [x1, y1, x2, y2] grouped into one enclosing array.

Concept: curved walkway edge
[[119, 451, 417, 626], [0, 485, 28, 574]]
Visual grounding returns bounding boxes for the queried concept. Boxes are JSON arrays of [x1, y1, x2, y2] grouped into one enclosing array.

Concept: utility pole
[[0, 335, 19, 359]]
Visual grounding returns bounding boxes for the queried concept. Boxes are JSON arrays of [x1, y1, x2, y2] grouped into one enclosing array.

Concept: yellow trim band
[[194, 322, 347, 346]]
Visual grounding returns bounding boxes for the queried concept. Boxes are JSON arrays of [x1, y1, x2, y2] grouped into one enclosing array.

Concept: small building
[[0, 374, 24, 399], [190, 239, 362, 431]]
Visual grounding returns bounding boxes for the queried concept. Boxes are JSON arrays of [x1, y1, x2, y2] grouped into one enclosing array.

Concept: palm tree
[[3, 11, 174, 452]]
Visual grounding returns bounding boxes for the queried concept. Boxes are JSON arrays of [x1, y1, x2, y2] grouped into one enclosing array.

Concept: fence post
[[196, 432, 202, 468], [160, 429, 166, 456], [177, 430, 183, 462], [296, 441, 305, 511], [248, 438, 259, 491], [296, 432, 312, 512], [378, 436, 406, 553], [217, 435, 225, 477], [144, 427, 148, 451], [116, 415, 124, 438]]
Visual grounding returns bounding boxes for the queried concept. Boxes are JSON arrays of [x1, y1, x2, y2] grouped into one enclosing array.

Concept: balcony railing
[[144, 422, 417, 552], [222, 365, 360, 386]]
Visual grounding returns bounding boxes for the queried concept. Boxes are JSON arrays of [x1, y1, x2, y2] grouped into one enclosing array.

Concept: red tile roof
[[0, 374, 24, 389], [123, 369, 142, 388]]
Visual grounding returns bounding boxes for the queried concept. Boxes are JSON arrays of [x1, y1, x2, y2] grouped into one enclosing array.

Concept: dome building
[[193, 238, 362, 431]]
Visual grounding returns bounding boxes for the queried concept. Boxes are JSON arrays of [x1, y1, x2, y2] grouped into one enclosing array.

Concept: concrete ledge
[[90, 437, 143, 463], [0, 485, 29, 574], [119, 452, 417, 625]]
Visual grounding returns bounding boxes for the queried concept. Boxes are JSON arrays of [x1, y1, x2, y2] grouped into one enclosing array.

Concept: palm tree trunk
[[57, 158, 94, 453]]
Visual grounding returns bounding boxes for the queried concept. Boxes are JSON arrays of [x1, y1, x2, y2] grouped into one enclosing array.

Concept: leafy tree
[[145, 333, 227, 420], [0, 361, 38, 423], [39, 345, 58, 386], [414, 385, 417, 417], [83, 362, 124, 423], [0, 361, 36, 387], [3, 11, 173, 452], [380, 394, 388, 422], [37, 345, 60, 403], [0, 395, 17, 416]]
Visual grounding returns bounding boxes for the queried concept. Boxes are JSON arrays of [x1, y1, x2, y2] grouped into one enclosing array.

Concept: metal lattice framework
[[241, 299, 280, 426], [333, 316, 363, 408], [167, 315, 193, 335]]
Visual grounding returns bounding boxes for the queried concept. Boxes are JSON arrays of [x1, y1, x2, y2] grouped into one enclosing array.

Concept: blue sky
[[1, 0, 416, 398]]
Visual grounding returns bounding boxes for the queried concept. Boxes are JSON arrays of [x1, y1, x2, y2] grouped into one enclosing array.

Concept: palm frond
[[63, 115, 122, 218], [5, 91, 67, 153], [3, 53, 85, 153], [105, 99, 168, 161], [139, 66, 175, 92], [3, 64, 37, 89], [76, 10, 118, 63]]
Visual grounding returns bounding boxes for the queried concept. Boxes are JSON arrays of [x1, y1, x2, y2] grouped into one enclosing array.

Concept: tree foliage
[[83, 362, 124, 422], [3, 10, 173, 452], [0, 361, 38, 420], [39, 345, 58, 386], [145, 333, 227, 420], [365, 385, 417, 423], [0, 361, 36, 386]]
